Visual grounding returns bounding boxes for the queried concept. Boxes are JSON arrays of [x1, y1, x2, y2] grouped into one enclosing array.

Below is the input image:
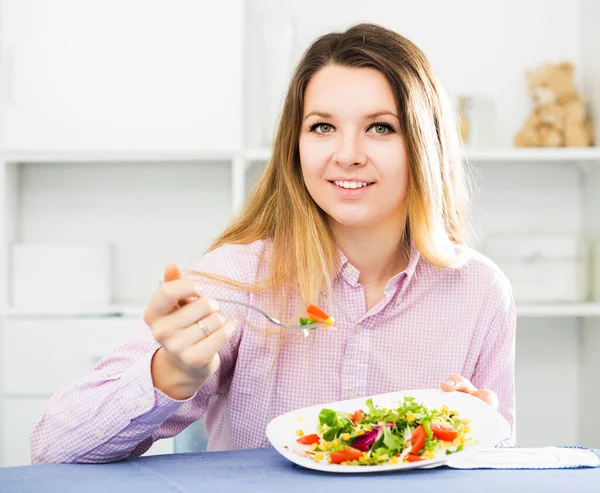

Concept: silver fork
[[212, 297, 328, 333]]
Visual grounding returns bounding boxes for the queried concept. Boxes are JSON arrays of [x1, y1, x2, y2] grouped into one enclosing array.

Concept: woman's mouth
[[329, 180, 375, 197]]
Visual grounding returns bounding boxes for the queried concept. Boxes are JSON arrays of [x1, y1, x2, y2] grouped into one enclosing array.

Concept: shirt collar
[[337, 240, 421, 292]]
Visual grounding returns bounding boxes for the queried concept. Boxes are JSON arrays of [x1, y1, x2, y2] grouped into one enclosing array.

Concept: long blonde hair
[[203, 23, 470, 308]]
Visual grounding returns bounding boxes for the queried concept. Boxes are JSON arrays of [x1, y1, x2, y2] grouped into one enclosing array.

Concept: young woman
[[31, 23, 515, 464]]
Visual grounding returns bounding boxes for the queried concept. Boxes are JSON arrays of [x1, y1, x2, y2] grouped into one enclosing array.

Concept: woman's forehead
[[303, 65, 397, 118]]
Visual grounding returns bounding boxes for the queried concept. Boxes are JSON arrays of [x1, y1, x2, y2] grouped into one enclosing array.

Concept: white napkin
[[447, 447, 600, 469]]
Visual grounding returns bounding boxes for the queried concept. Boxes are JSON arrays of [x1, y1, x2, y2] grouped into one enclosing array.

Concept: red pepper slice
[[411, 425, 426, 455], [330, 447, 363, 464], [431, 422, 458, 442], [297, 433, 320, 445]]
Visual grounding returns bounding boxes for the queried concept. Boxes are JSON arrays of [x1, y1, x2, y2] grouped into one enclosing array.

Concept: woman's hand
[[144, 264, 238, 400], [440, 374, 499, 410]]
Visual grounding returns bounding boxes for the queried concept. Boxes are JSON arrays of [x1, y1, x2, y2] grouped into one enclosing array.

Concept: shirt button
[[95, 430, 105, 439], [354, 324, 362, 333], [349, 392, 357, 399], [396, 295, 403, 305], [344, 267, 353, 277]]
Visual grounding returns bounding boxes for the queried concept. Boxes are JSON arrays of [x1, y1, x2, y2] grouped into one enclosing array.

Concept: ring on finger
[[196, 319, 211, 338]]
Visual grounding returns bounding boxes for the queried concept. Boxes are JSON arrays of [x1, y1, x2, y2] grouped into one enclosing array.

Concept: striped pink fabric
[[31, 239, 516, 463]]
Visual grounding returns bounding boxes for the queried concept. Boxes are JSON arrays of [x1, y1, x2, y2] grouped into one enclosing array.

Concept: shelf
[[517, 303, 600, 317], [2, 305, 145, 318], [243, 147, 600, 163], [0, 150, 237, 164], [465, 148, 600, 162], [3, 303, 600, 319]]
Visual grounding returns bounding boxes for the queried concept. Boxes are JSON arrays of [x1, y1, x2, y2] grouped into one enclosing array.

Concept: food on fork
[[299, 304, 336, 329]]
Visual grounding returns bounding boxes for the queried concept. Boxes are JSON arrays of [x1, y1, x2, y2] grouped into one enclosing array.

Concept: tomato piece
[[306, 304, 335, 325], [411, 425, 426, 454], [351, 409, 364, 424], [431, 422, 458, 442], [330, 447, 363, 464], [297, 434, 320, 445], [406, 454, 425, 462]]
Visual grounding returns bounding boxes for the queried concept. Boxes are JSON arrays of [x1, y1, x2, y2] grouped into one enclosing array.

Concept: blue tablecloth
[[1, 447, 599, 493]]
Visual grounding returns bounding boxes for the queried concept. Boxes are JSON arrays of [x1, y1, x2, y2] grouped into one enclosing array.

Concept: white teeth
[[334, 180, 370, 189]]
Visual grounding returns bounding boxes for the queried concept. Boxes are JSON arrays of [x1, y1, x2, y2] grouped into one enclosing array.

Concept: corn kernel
[[341, 433, 351, 441], [449, 410, 459, 417], [321, 442, 330, 450], [296, 430, 304, 437], [356, 429, 365, 436], [315, 453, 324, 460], [406, 412, 416, 423], [462, 418, 470, 425], [332, 439, 340, 448], [364, 425, 373, 431], [387, 458, 399, 465], [452, 438, 463, 446], [464, 426, 471, 433], [310, 443, 319, 451], [441, 405, 449, 414], [425, 450, 435, 459]]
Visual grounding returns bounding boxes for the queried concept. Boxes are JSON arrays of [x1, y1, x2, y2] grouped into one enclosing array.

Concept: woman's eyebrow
[[303, 110, 399, 121], [303, 111, 332, 121], [366, 111, 399, 120]]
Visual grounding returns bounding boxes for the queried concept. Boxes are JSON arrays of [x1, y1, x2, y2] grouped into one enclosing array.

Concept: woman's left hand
[[440, 374, 499, 410]]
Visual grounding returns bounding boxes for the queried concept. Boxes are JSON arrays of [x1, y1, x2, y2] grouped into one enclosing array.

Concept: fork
[[212, 298, 327, 334]]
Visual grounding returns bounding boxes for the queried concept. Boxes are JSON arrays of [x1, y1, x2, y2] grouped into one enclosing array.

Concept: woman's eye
[[314, 123, 333, 133], [369, 123, 394, 135]]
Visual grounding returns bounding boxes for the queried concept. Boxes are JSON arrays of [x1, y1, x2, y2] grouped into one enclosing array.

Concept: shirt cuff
[[119, 347, 195, 425]]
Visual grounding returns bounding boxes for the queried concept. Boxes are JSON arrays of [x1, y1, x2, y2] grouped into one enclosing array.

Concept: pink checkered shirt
[[31, 239, 516, 463]]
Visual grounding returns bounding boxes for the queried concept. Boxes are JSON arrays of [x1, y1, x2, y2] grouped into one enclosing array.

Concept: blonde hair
[[200, 23, 470, 308]]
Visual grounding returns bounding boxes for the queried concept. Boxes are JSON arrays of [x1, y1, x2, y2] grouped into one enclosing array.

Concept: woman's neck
[[331, 219, 409, 287]]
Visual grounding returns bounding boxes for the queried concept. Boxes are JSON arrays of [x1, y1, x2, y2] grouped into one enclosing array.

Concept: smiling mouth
[[330, 180, 375, 189]]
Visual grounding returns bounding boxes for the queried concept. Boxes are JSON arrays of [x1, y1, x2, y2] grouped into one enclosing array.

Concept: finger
[[164, 264, 182, 283], [181, 318, 238, 364], [162, 264, 200, 308], [144, 279, 203, 323], [154, 297, 221, 336], [472, 389, 499, 410], [441, 374, 478, 393], [167, 312, 227, 353]]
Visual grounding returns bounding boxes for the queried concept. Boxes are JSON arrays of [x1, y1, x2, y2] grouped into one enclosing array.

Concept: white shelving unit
[[0, 0, 599, 468]]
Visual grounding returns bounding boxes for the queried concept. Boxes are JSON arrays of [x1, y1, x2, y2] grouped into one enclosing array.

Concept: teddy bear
[[515, 61, 593, 147]]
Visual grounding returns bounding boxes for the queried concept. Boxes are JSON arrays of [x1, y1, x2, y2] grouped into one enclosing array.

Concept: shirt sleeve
[[469, 272, 517, 445], [30, 243, 255, 464]]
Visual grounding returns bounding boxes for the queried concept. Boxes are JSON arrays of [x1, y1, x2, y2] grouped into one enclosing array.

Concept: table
[[1, 447, 598, 493]]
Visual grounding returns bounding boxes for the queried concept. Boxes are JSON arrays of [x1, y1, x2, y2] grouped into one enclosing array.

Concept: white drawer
[[2, 317, 141, 396]]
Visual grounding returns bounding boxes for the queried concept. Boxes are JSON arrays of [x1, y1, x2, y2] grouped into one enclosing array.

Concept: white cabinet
[[0, 0, 244, 151], [2, 318, 135, 395], [0, 317, 174, 466]]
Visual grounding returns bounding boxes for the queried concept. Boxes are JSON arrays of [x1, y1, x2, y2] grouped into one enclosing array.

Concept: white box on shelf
[[481, 235, 589, 303], [9, 244, 112, 309]]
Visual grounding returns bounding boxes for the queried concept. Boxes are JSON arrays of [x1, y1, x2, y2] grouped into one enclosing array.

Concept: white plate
[[266, 388, 511, 473]]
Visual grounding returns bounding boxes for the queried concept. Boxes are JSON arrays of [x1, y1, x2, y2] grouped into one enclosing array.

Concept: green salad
[[295, 396, 471, 465]]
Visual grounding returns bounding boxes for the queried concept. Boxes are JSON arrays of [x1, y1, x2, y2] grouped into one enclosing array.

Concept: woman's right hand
[[144, 264, 238, 400]]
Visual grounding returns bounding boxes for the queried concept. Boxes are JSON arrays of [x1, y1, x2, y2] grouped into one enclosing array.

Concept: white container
[[9, 244, 112, 309], [481, 235, 589, 302]]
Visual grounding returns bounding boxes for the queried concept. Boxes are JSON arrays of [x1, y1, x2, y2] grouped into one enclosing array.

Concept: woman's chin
[[327, 211, 380, 229]]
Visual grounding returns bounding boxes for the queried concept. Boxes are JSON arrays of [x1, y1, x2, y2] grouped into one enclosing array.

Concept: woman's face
[[299, 65, 409, 230]]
